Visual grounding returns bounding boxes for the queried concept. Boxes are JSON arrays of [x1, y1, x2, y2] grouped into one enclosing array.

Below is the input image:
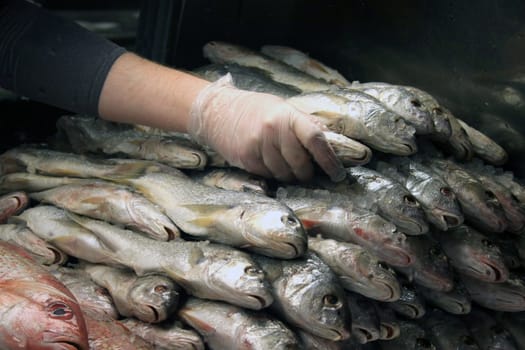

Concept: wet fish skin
[[457, 119, 508, 165], [308, 235, 401, 302], [121, 318, 205, 350], [261, 44, 351, 87], [462, 307, 519, 350], [423, 308, 480, 350], [29, 180, 180, 241], [178, 297, 300, 350], [378, 320, 436, 350], [0, 172, 93, 194], [276, 186, 416, 267], [0, 223, 67, 265], [425, 158, 508, 233], [0, 241, 89, 350], [345, 166, 429, 235], [0, 191, 28, 223], [346, 292, 381, 344], [82, 263, 181, 323], [460, 273, 525, 312], [431, 225, 509, 283], [49, 265, 119, 320], [253, 252, 351, 341], [385, 282, 426, 319], [416, 277, 472, 315], [394, 235, 454, 292], [376, 158, 464, 231], [57, 115, 208, 170], [350, 81, 435, 135], [66, 212, 274, 311]]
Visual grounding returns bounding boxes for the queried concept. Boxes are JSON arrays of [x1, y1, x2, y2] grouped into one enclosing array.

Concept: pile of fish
[[0, 42, 524, 349]]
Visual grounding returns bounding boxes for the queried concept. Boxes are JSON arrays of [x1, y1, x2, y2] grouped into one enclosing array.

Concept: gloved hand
[[188, 74, 346, 182]]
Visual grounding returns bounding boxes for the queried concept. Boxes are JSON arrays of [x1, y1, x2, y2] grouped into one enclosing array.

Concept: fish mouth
[[164, 227, 178, 241], [246, 294, 271, 309], [354, 328, 379, 344], [482, 261, 508, 283], [443, 214, 462, 228], [252, 240, 305, 259], [381, 244, 414, 267], [448, 301, 471, 314], [50, 246, 68, 265], [321, 328, 350, 342], [419, 272, 454, 292], [380, 323, 400, 340], [144, 305, 162, 323], [396, 142, 418, 156], [377, 281, 401, 302], [404, 304, 425, 318]]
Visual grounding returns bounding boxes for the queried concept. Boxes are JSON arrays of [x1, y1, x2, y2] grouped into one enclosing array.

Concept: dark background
[[2, 0, 524, 176]]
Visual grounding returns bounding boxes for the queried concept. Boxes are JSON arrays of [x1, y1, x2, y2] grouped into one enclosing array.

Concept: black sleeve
[[0, 0, 127, 115]]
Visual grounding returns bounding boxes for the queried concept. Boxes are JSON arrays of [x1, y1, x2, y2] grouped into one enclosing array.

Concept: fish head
[[221, 202, 307, 259], [277, 254, 351, 341], [396, 91, 435, 134], [353, 212, 416, 267], [458, 182, 508, 232], [0, 280, 88, 350], [430, 107, 453, 139], [128, 274, 181, 323], [411, 236, 454, 292], [448, 118, 474, 160], [365, 107, 418, 155], [382, 186, 429, 235], [128, 197, 179, 241], [199, 247, 273, 310], [463, 233, 509, 283], [353, 252, 401, 302], [203, 41, 249, 64], [0, 191, 29, 223]]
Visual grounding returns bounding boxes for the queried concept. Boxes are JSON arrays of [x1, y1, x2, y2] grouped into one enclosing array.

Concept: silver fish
[[0, 223, 67, 265], [287, 91, 418, 156], [378, 320, 436, 350], [457, 119, 508, 165], [260, 45, 351, 86], [203, 41, 332, 93], [423, 308, 480, 350], [460, 273, 525, 312], [416, 277, 472, 315], [376, 158, 464, 231], [350, 81, 435, 135], [432, 225, 508, 283], [394, 235, 454, 292], [463, 307, 518, 350], [308, 235, 401, 302], [438, 107, 474, 161], [178, 297, 300, 350], [253, 252, 351, 341], [425, 158, 508, 233], [82, 263, 181, 323], [120, 318, 205, 350], [385, 282, 426, 319], [276, 186, 416, 267], [57, 115, 208, 170], [346, 292, 381, 344], [30, 180, 180, 241]]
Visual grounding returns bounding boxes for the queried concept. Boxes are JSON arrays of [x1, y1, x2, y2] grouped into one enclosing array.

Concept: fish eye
[[461, 335, 476, 345], [416, 338, 433, 348], [440, 187, 453, 196], [95, 287, 110, 297], [485, 190, 497, 200], [432, 107, 443, 115], [323, 294, 340, 308], [378, 262, 388, 269], [403, 195, 418, 206], [239, 209, 246, 219], [281, 215, 299, 226], [411, 99, 422, 108], [481, 239, 495, 248], [245, 266, 262, 276], [47, 302, 74, 320], [154, 285, 169, 293], [430, 246, 443, 256]]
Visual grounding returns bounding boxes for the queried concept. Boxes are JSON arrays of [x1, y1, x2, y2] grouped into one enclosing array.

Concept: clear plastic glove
[[188, 74, 346, 182]]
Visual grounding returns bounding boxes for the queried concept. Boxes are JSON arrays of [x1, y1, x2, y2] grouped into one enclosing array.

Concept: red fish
[[0, 241, 89, 349]]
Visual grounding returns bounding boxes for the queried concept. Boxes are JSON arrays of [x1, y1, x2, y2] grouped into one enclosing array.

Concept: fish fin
[[179, 311, 217, 335], [300, 218, 320, 230], [183, 204, 234, 227], [312, 111, 346, 120], [6, 215, 27, 226]]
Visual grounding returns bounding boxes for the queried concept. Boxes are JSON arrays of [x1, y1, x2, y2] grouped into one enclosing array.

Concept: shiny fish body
[[30, 180, 180, 241], [416, 279, 472, 315], [287, 91, 418, 156], [376, 159, 464, 231], [276, 186, 416, 267], [0, 241, 89, 350], [0, 223, 67, 265], [457, 119, 508, 165], [178, 297, 300, 350], [113, 165, 307, 259], [394, 235, 454, 292], [432, 225, 509, 283], [193, 63, 301, 98], [261, 44, 351, 86], [82, 263, 181, 323], [308, 235, 401, 302], [0, 172, 92, 194], [66, 213, 274, 310], [350, 81, 435, 135], [385, 283, 426, 319], [57, 115, 208, 170], [425, 158, 508, 233], [49, 265, 119, 320], [423, 308, 480, 350], [253, 252, 351, 341], [0, 191, 28, 223], [343, 166, 429, 235], [460, 273, 525, 312], [203, 41, 332, 93], [120, 318, 205, 350]]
